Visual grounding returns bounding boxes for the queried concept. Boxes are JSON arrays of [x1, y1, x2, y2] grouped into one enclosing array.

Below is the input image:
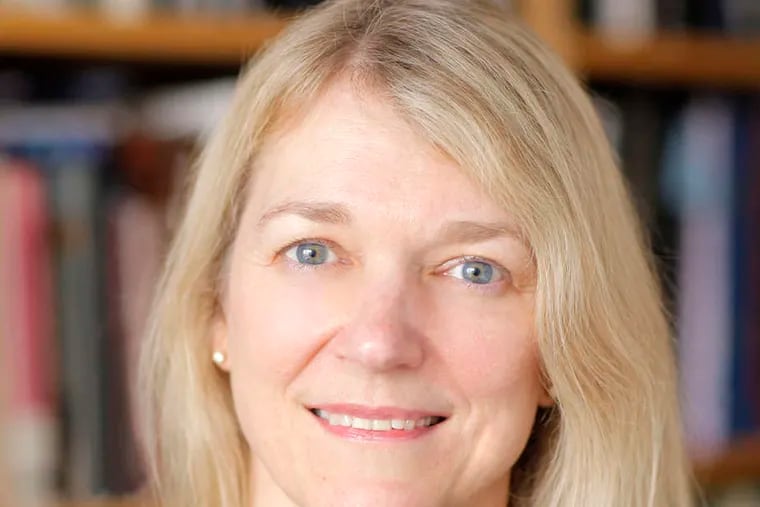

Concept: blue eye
[[447, 259, 502, 285], [284, 241, 337, 266]]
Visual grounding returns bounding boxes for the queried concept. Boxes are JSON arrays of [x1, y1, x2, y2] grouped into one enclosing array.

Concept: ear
[[538, 384, 555, 408], [212, 313, 231, 372], [538, 370, 555, 408]]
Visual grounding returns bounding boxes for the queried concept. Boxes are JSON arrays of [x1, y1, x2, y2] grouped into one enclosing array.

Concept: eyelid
[[276, 239, 511, 292], [440, 256, 511, 288], [277, 237, 343, 268]]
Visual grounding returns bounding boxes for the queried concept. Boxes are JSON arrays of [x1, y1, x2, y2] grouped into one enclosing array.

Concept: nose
[[332, 276, 426, 372]]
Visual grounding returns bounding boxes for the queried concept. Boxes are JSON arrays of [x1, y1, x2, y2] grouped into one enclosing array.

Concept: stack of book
[[0, 78, 233, 505], [0, 0, 325, 18], [578, 0, 760, 36], [595, 88, 760, 503]]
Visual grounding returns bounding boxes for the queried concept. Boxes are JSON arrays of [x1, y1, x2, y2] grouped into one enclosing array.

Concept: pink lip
[[310, 403, 448, 420], [307, 404, 449, 442]]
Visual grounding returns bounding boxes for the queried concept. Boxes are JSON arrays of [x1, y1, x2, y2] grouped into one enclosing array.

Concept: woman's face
[[214, 82, 550, 507]]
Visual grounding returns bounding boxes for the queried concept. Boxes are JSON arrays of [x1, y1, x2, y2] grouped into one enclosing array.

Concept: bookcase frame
[[0, 1, 759, 87]]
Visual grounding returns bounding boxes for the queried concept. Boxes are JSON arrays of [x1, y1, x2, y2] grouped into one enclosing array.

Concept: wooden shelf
[[575, 28, 760, 89], [693, 434, 760, 488], [0, 7, 288, 64], [1, 8, 759, 88]]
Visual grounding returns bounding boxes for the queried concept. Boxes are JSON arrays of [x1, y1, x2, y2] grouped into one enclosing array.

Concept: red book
[[0, 160, 58, 504]]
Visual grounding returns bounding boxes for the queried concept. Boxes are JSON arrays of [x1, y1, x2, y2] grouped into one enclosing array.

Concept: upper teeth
[[313, 409, 443, 431]]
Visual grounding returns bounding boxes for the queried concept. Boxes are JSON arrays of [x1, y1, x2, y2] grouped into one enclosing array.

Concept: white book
[[99, 0, 151, 21], [139, 78, 236, 142], [593, 0, 656, 39]]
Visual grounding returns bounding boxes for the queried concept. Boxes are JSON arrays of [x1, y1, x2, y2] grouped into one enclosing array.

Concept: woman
[[139, 0, 694, 505]]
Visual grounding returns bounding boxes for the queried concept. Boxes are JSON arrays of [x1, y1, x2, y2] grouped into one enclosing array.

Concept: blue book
[[729, 96, 752, 437]]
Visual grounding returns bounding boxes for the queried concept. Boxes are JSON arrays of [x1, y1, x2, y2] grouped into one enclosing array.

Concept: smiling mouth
[[309, 408, 447, 431]]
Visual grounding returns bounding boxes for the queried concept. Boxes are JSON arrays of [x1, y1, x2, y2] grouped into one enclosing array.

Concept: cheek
[[438, 295, 542, 470], [434, 293, 540, 397], [225, 263, 344, 462], [226, 264, 343, 382], [401, 290, 543, 485]]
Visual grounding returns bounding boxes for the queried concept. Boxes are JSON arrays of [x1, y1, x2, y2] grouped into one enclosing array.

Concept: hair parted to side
[[138, 0, 694, 505]]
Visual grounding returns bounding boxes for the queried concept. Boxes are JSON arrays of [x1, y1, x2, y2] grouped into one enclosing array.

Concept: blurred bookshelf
[[694, 435, 760, 487], [575, 29, 760, 89], [0, 7, 758, 89], [1, 0, 759, 505], [0, 6, 287, 64]]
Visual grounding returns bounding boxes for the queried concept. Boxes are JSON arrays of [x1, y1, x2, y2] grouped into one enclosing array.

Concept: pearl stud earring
[[212, 351, 226, 365]]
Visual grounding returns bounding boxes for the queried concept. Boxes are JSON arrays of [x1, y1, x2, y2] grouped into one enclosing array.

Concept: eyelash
[[276, 237, 510, 294], [444, 255, 509, 295], [277, 237, 345, 272]]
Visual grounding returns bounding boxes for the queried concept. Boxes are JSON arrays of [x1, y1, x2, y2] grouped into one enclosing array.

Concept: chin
[[304, 483, 440, 507]]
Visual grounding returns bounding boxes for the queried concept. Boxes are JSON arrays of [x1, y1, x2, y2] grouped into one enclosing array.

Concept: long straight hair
[[139, 1, 694, 505]]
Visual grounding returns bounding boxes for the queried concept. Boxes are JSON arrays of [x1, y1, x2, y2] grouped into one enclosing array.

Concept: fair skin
[[213, 81, 551, 507]]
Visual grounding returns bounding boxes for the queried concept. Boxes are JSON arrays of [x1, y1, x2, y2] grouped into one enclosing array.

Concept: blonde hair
[[139, 0, 694, 505]]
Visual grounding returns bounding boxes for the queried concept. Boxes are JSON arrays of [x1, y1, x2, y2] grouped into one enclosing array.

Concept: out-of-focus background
[[0, 0, 758, 506]]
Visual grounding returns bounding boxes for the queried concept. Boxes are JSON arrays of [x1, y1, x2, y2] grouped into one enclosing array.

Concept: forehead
[[247, 82, 515, 227]]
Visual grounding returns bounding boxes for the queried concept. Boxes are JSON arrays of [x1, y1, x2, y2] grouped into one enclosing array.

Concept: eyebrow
[[256, 200, 523, 245], [257, 200, 352, 229], [436, 220, 523, 245]]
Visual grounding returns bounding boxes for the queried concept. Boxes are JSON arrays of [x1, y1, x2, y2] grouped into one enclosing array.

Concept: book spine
[[592, 0, 657, 37], [743, 99, 760, 432], [729, 96, 751, 437], [48, 145, 107, 497], [0, 160, 59, 507], [673, 96, 735, 459]]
